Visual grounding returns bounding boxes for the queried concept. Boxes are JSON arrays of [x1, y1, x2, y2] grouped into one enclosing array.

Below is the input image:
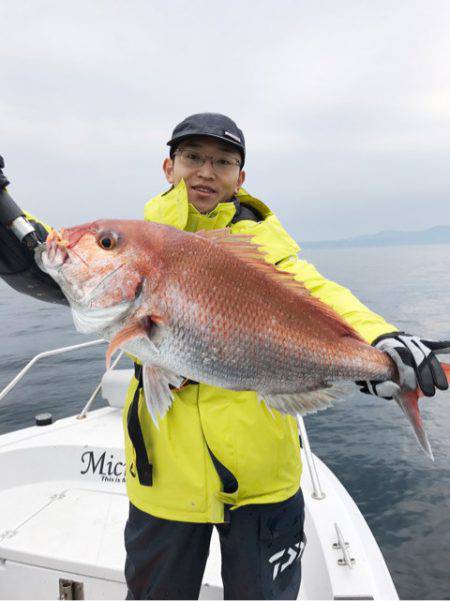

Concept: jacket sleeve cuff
[[370, 331, 404, 346]]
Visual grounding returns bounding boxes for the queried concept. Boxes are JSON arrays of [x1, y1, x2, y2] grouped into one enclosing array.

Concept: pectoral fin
[[106, 319, 149, 368], [142, 364, 184, 427]]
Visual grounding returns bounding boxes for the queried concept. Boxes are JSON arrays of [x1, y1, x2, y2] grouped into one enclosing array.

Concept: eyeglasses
[[174, 148, 241, 174]]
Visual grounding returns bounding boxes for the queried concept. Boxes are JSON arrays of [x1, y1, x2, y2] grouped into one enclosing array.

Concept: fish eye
[[97, 232, 118, 250]]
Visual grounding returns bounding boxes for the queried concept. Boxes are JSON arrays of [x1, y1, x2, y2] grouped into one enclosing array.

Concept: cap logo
[[224, 130, 241, 143]]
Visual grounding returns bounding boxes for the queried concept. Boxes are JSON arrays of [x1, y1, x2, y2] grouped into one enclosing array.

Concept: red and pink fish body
[[36, 219, 450, 458]]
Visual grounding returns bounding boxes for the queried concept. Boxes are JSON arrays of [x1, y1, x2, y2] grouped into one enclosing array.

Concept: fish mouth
[[34, 243, 68, 281], [34, 244, 47, 270]]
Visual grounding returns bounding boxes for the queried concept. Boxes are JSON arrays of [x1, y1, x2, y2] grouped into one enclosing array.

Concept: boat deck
[[0, 403, 398, 600]]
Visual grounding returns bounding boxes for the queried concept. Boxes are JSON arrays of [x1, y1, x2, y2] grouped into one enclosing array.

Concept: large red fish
[[36, 219, 450, 459]]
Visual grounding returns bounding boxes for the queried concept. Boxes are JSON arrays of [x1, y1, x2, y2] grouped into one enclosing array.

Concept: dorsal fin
[[195, 228, 363, 341]]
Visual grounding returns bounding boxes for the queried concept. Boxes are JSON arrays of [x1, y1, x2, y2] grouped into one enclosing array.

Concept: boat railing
[[78, 349, 124, 418], [297, 415, 326, 500], [0, 339, 122, 421], [0, 341, 326, 499]]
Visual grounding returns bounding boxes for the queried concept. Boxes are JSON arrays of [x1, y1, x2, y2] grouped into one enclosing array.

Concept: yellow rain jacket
[[123, 180, 397, 523]]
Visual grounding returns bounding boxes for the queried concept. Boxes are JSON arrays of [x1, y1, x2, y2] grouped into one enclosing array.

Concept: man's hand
[[357, 332, 450, 400]]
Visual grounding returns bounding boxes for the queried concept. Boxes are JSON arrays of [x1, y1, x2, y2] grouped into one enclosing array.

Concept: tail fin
[[396, 362, 450, 461]]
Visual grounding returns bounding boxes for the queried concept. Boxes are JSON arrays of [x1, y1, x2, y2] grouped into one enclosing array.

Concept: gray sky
[[2, 0, 450, 241]]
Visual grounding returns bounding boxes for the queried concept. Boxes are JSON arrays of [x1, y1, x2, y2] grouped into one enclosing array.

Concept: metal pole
[[78, 350, 124, 418], [297, 415, 326, 499], [0, 339, 106, 402]]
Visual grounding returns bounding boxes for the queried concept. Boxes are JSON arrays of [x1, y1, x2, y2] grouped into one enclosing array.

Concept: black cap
[[167, 112, 245, 167]]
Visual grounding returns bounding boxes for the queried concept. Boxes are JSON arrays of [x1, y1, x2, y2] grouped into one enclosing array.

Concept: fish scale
[[35, 218, 450, 458]]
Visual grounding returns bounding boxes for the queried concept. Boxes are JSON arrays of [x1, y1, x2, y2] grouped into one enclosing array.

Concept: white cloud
[[1, 0, 450, 239]]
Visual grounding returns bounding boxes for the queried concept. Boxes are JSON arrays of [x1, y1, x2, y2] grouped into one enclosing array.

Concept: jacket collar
[[143, 179, 273, 231]]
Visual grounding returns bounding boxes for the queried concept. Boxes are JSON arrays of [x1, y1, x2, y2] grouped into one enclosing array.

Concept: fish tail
[[395, 362, 450, 461], [395, 390, 434, 461]]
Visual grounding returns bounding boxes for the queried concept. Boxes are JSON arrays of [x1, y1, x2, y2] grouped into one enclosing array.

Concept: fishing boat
[[0, 340, 399, 600]]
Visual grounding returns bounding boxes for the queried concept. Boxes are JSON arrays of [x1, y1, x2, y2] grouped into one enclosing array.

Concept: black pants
[[125, 489, 305, 600]]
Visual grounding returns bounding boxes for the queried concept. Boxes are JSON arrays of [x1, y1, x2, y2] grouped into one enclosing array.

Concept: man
[[0, 113, 448, 600]]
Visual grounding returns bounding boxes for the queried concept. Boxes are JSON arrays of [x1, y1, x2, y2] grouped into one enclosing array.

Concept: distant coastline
[[301, 225, 450, 249]]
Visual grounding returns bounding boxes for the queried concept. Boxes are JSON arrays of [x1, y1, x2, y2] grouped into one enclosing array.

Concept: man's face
[[163, 136, 246, 213]]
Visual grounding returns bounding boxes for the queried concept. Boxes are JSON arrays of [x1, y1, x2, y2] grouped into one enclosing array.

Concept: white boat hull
[[0, 370, 398, 600]]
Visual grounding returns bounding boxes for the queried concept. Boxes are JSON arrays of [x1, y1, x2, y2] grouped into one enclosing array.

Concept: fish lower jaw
[[70, 302, 136, 335]]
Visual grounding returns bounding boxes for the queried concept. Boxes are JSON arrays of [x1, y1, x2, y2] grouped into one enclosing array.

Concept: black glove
[[357, 332, 450, 399]]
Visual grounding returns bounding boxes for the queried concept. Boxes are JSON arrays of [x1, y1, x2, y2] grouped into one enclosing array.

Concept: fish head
[[35, 220, 162, 330]]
